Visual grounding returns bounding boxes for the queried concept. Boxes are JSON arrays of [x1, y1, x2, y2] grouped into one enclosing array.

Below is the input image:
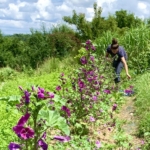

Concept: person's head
[[111, 38, 119, 54]]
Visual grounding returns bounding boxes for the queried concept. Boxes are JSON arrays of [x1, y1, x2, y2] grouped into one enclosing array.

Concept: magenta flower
[[95, 140, 101, 148], [80, 56, 87, 65], [56, 86, 61, 91], [90, 55, 95, 62], [38, 139, 48, 150], [86, 40, 91, 45], [42, 132, 46, 139], [85, 45, 89, 50], [130, 85, 134, 89], [141, 140, 145, 145], [103, 89, 111, 94], [17, 113, 30, 126], [61, 106, 71, 117], [124, 89, 133, 95], [92, 95, 97, 101], [112, 104, 117, 111], [87, 77, 93, 82], [90, 116, 95, 122], [32, 86, 35, 91], [47, 92, 55, 99], [91, 45, 96, 51], [54, 136, 71, 142], [38, 92, 45, 99], [100, 75, 104, 79], [78, 80, 85, 89], [61, 73, 64, 77], [13, 126, 34, 140], [13, 113, 34, 140], [38, 87, 45, 93], [24, 90, 30, 104], [8, 142, 21, 150]]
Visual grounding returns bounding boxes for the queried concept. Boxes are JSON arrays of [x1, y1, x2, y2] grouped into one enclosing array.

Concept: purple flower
[[38, 92, 45, 99], [47, 92, 55, 99], [8, 142, 21, 150], [61, 73, 64, 77], [86, 39, 91, 45], [56, 86, 61, 91], [92, 95, 97, 101], [85, 46, 89, 50], [87, 78, 93, 82], [87, 70, 94, 76], [38, 139, 48, 150], [130, 85, 134, 89], [13, 113, 34, 140], [124, 89, 133, 94], [32, 86, 35, 91], [100, 75, 104, 79], [95, 140, 101, 148], [112, 104, 117, 111], [24, 90, 30, 104], [61, 106, 71, 117], [90, 116, 95, 122], [42, 132, 46, 139], [38, 87, 45, 93], [96, 91, 100, 95], [90, 55, 95, 62], [141, 140, 145, 145], [17, 113, 30, 126], [54, 136, 71, 142], [103, 89, 111, 94], [91, 45, 96, 51], [78, 80, 85, 89], [80, 56, 87, 65]]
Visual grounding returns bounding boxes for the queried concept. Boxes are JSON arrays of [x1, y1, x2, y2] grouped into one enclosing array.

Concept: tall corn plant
[[94, 31, 118, 56], [120, 25, 150, 73]]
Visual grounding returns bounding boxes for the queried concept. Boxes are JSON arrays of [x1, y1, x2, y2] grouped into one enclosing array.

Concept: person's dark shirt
[[106, 45, 127, 61]]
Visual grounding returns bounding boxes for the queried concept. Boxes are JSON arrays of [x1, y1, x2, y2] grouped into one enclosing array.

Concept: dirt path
[[116, 96, 143, 149]]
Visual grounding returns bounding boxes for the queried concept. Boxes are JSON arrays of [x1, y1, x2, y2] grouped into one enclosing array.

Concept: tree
[[115, 10, 143, 28], [63, 2, 104, 40]]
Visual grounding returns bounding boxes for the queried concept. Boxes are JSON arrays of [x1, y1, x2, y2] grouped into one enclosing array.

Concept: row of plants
[[134, 72, 150, 149], [0, 40, 140, 149]]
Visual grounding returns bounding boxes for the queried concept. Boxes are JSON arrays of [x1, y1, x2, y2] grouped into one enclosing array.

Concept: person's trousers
[[112, 60, 123, 83]]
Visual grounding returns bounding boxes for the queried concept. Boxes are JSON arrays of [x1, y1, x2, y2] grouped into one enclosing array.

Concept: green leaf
[[38, 110, 70, 135], [53, 94, 66, 105], [0, 95, 21, 106]]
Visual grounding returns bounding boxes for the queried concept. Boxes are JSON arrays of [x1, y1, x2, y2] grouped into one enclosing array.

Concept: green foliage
[[94, 25, 150, 74], [38, 110, 70, 135], [63, 2, 143, 40], [48, 32, 81, 57], [115, 9, 143, 28], [134, 72, 150, 147], [35, 56, 79, 76], [63, 3, 104, 40], [0, 67, 18, 82], [0, 102, 21, 149]]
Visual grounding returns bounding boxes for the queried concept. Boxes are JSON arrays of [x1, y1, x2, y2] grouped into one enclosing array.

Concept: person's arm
[[121, 57, 131, 79]]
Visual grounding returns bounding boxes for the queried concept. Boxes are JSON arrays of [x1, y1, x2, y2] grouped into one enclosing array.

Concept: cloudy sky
[[0, 0, 149, 35]]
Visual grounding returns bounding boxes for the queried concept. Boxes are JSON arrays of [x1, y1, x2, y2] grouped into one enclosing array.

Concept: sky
[[0, 0, 149, 35]]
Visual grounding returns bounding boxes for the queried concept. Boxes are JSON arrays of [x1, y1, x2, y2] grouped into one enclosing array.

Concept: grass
[[133, 72, 150, 148]]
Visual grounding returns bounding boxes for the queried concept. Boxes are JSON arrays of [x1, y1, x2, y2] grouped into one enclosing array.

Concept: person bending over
[[105, 38, 131, 85]]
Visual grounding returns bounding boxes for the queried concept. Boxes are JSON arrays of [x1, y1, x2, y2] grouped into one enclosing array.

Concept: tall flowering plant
[[54, 40, 116, 132], [8, 86, 70, 150]]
